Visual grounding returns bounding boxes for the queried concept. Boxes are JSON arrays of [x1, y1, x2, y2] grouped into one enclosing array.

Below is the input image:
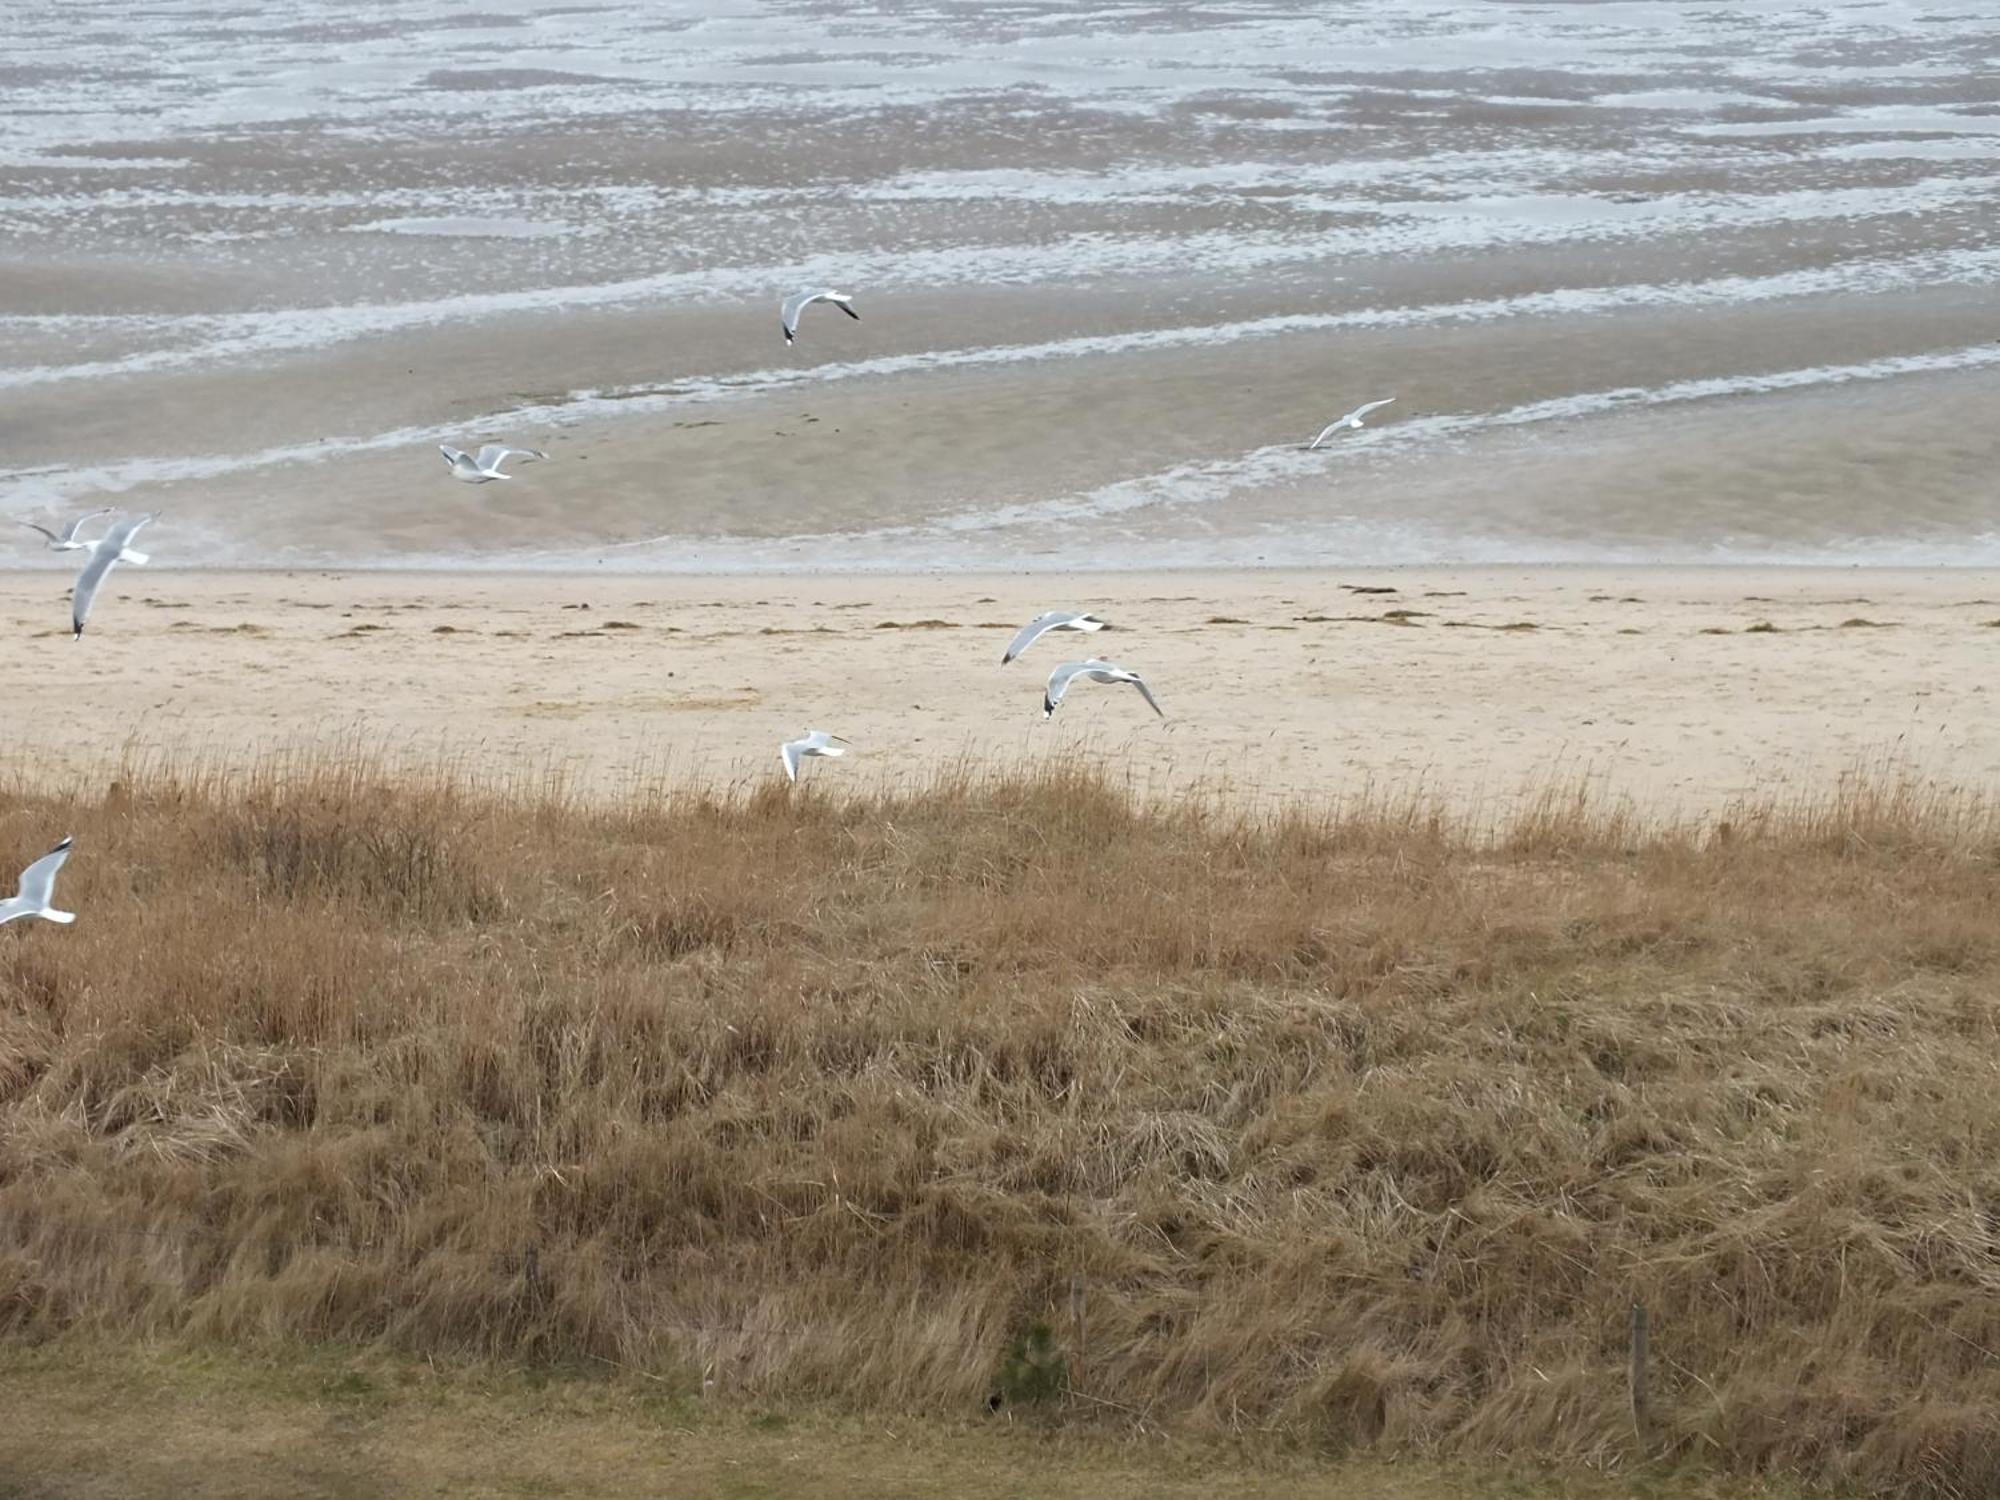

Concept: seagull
[[1043, 659, 1165, 721], [439, 443, 545, 483], [1001, 610, 1107, 665], [1307, 398, 1397, 449], [781, 289, 859, 346], [0, 836, 75, 927], [71, 512, 153, 640], [781, 729, 850, 782], [17, 508, 113, 553]]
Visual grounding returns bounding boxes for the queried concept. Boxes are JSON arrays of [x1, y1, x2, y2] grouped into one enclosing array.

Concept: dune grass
[[3, 754, 1999, 1494]]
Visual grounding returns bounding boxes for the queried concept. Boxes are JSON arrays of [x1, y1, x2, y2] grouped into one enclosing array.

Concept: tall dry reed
[[3, 754, 1999, 1493]]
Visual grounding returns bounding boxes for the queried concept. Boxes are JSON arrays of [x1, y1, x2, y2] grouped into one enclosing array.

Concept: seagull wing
[[781, 738, 804, 781], [15, 836, 72, 908], [1002, 611, 1063, 664], [58, 507, 114, 544], [1307, 422, 1341, 450], [781, 290, 852, 342], [1043, 660, 1087, 717], [70, 515, 149, 636], [17, 520, 60, 544], [780, 291, 813, 342], [1353, 397, 1397, 420], [476, 445, 544, 472], [439, 444, 469, 467], [1126, 674, 1166, 718], [70, 534, 120, 638], [107, 513, 154, 555]]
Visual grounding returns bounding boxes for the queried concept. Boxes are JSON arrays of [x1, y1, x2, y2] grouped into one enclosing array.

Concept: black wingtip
[[52, 835, 73, 853], [841, 304, 860, 320], [1042, 695, 1056, 717]]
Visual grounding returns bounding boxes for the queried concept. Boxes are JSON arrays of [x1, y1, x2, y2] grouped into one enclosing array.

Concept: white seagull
[[1001, 610, 1107, 665], [781, 289, 859, 346], [440, 443, 545, 483], [17, 508, 113, 553], [0, 836, 76, 927], [1043, 658, 1165, 721], [1307, 398, 1397, 449], [781, 729, 850, 782], [71, 512, 154, 641]]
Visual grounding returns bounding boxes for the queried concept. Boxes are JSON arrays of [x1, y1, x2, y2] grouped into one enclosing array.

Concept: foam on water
[[345, 216, 580, 239], [5, 0, 1985, 153], [3, 170, 1995, 391]]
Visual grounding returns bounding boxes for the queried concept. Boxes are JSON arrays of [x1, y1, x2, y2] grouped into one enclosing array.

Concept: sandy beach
[[6, 564, 1996, 810]]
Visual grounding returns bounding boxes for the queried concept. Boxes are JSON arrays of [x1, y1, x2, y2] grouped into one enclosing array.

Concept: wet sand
[[10, 281, 2000, 572], [5, 1, 1999, 570], [5, 566, 1996, 811]]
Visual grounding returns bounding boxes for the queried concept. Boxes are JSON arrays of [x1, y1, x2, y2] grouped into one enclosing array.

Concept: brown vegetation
[[3, 757, 2000, 1493]]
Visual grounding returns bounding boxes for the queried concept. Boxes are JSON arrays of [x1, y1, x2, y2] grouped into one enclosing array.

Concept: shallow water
[[2, 0, 1997, 567]]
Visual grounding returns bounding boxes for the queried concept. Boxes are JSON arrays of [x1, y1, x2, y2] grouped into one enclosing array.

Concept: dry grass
[[4, 755, 2000, 1494]]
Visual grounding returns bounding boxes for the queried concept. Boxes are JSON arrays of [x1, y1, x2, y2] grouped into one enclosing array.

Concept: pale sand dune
[[3, 567, 1995, 811]]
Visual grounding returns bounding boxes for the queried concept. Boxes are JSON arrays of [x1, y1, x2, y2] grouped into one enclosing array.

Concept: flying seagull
[[781, 729, 850, 782], [439, 443, 545, 483], [17, 508, 113, 553], [781, 289, 859, 345], [1001, 610, 1107, 665], [1307, 398, 1397, 449], [0, 836, 75, 927], [71, 512, 153, 640], [1043, 658, 1165, 721]]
